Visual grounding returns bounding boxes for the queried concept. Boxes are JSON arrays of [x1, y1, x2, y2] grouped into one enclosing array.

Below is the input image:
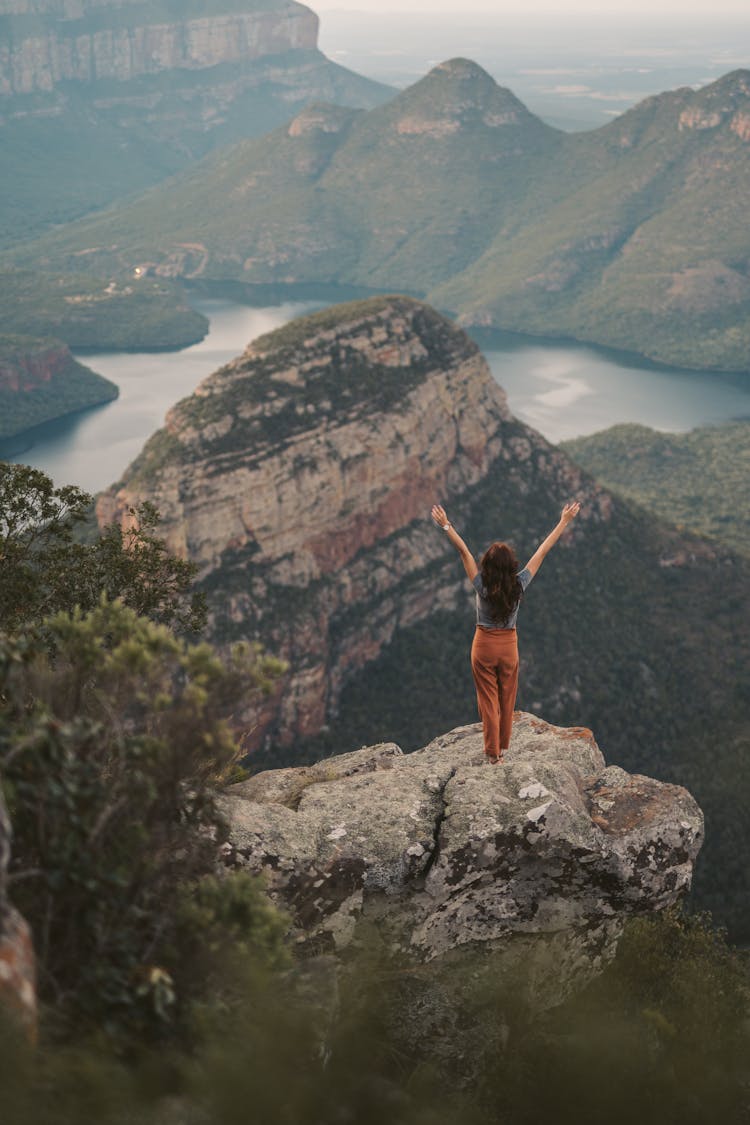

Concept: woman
[[431, 501, 581, 763]]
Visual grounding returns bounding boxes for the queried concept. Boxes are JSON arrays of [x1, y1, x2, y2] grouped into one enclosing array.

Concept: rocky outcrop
[[0, 0, 388, 123], [0, 334, 117, 439], [96, 297, 610, 747], [221, 714, 703, 972], [0, 0, 318, 96], [0, 787, 36, 1036], [0, 336, 73, 392]]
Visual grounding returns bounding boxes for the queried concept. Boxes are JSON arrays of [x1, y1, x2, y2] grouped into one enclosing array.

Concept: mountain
[[95, 295, 750, 935], [562, 421, 750, 557], [11, 58, 559, 290], [0, 333, 117, 438], [437, 70, 750, 371], [0, 0, 392, 247], [11, 63, 750, 369]]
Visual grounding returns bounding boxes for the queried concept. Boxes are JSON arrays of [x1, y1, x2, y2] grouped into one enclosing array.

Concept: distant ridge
[[7, 63, 750, 370], [0, 0, 393, 246]]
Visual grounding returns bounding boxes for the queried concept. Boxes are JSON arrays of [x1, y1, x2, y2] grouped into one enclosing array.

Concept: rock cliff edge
[[221, 713, 703, 974]]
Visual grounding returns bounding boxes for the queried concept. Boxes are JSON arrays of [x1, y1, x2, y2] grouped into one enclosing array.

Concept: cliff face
[[0, 334, 117, 439], [95, 297, 610, 747], [0, 1, 317, 96], [0, 337, 70, 392], [221, 714, 703, 1006], [0, 0, 391, 249]]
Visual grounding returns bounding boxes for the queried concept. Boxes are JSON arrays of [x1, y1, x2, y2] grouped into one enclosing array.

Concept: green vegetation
[[0, 269, 207, 351], [0, 464, 748, 1121], [562, 420, 750, 556], [0, 0, 391, 254], [0, 903, 748, 1124], [12, 64, 750, 368], [251, 294, 425, 353], [0, 334, 117, 439], [0, 463, 285, 1038], [0, 463, 207, 636], [0, 601, 283, 1036]]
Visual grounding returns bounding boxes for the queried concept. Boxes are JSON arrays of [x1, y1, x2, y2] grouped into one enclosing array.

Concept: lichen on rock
[[220, 713, 703, 973]]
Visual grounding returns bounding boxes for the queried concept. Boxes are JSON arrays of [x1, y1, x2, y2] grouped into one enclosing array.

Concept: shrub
[[0, 598, 284, 1039]]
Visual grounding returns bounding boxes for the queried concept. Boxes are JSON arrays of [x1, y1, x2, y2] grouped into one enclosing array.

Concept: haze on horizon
[[314, 0, 748, 16]]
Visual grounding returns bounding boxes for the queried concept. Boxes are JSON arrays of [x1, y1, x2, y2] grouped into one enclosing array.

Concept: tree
[[0, 598, 285, 1037], [0, 463, 205, 635]]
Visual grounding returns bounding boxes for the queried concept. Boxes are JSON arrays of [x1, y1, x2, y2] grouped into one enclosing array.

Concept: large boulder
[[220, 713, 704, 971]]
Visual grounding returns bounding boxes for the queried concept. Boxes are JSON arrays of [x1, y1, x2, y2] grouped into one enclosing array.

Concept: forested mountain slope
[[13, 62, 750, 369]]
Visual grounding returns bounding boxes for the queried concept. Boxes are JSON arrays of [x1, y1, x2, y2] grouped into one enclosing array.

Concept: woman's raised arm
[[524, 501, 581, 578], [431, 504, 478, 582]]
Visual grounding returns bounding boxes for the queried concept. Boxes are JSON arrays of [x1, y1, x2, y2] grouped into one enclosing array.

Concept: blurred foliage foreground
[[1, 463, 750, 1124]]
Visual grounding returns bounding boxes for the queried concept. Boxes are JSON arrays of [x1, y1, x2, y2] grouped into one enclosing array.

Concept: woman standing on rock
[[431, 502, 580, 763]]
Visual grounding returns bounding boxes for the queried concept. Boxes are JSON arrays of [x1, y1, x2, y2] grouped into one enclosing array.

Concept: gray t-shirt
[[472, 567, 533, 630]]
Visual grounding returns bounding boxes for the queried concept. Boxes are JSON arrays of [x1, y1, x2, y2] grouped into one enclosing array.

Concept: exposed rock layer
[[96, 297, 610, 746], [221, 714, 704, 965], [0, 1, 318, 96], [0, 335, 117, 439], [0, 337, 70, 392]]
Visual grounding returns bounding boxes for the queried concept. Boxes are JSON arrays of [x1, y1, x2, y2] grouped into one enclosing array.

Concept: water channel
[[3, 294, 749, 494]]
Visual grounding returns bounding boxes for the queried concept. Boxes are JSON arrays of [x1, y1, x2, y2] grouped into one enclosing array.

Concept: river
[[2, 294, 749, 494]]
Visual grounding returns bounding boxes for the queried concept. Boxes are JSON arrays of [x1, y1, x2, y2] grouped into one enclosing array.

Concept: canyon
[[95, 296, 612, 746], [0, 0, 391, 245], [95, 296, 749, 760], [95, 296, 750, 935]]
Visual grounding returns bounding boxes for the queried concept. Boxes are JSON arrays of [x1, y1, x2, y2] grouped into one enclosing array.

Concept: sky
[[313, 0, 749, 16]]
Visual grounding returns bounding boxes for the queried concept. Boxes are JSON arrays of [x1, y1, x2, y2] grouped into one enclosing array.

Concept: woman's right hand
[[560, 501, 581, 525], [431, 504, 449, 528]]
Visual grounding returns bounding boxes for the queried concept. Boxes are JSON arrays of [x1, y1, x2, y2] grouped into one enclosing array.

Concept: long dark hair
[[480, 542, 523, 624]]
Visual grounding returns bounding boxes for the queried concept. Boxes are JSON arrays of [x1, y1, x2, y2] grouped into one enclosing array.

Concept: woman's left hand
[[431, 504, 449, 529], [560, 501, 581, 525]]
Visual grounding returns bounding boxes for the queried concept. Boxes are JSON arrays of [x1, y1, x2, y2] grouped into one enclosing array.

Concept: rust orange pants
[[470, 626, 519, 755]]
